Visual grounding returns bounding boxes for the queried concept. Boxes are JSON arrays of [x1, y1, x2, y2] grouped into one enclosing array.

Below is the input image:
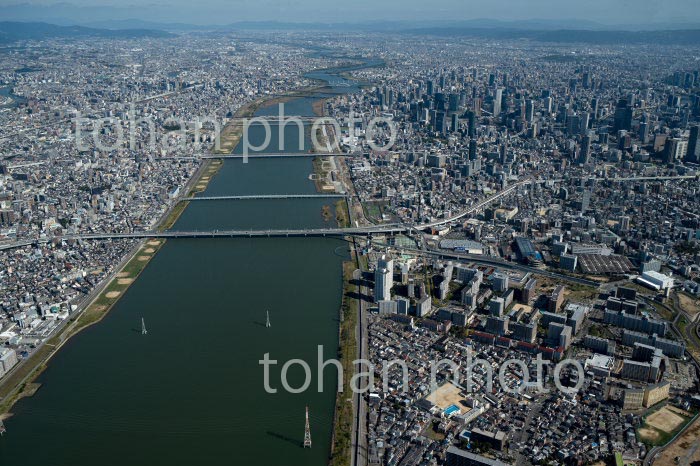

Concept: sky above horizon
[[0, 0, 699, 25]]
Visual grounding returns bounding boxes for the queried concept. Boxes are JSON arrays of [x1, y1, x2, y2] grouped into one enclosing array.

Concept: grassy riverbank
[[214, 83, 329, 155], [159, 159, 223, 231], [0, 159, 223, 417], [0, 239, 165, 416], [330, 255, 360, 466], [335, 199, 350, 228]]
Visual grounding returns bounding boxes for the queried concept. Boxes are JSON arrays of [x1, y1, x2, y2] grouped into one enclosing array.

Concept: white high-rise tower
[[374, 255, 394, 303]]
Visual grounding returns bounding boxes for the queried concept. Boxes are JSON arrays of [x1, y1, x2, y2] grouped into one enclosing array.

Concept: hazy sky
[[1, 0, 699, 25]]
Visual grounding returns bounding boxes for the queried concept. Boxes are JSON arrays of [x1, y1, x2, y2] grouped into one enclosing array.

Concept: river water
[[0, 57, 374, 466]]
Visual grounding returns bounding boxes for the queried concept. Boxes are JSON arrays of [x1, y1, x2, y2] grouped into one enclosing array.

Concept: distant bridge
[[159, 149, 469, 161], [179, 194, 347, 202], [203, 152, 342, 159], [0, 179, 531, 248], [155, 152, 347, 162], [224, 116, 334, 123], [0, 177, 536, 250]]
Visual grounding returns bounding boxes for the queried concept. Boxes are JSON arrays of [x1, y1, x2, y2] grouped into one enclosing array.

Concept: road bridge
[[155, 153, 348, 162], [179, 194, 347, 201], [0, 178, 530, 248]]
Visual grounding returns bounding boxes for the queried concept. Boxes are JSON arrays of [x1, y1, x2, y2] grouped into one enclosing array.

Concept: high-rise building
[[622, 388, 644, 410], [544, 96, 553, 114], [621, 330, 685, 357], [604, 309, 667, 336], [415, 295, 431, 317], [489, 297, 505, 316], [549, 285, 566, 312], [468, 138, 478, 160], [374, 267, 391, 303], [687, 125, 700, 163], [559, 254, 578, 272], [374, 255, 394, 303], [639, 121, 649, 144], [511, 320, 537, 343], [486, 316, 509, 336], [0, 348, 18, 377], [493, 88, 503, 117], [451, 113, 459, 132], [525, 99, 535, 123], [567, 114, 580, 136], [613, 98, 633, 132], [449, 93, 460, 112], [467, 111, 476, 138], [522, 278, 537, 304], [584, 335, 616, 355], [548, 322, 572, 348], [491, 272, 509, 292], [620, 359, 653, 382], [564, 304, 587, 335], [664, 138, 688, 164], [581, 190, 591, 213], [579, 111, 590, 134], [643, 381, 670, 408], [578, 133, 592, 165]]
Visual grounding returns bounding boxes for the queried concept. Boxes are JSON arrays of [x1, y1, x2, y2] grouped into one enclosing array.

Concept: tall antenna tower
[[303, 406, 312, 448], [266, 310, 271, 328], [141, 317, 147, 335]]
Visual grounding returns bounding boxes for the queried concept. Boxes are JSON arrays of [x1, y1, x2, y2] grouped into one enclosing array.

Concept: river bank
[[0, 158, 224, 417], [0, 56, 373, 466], [329, 249, 361, 466], [214, 81, 333, 155]]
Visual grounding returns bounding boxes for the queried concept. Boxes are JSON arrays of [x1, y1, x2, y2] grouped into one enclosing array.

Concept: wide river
[[0, 57, 374, 466]]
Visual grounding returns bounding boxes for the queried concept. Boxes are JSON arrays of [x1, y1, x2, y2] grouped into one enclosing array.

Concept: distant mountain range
[[0, 3, 699, 33], [78, 18, 700, 34], [0, 18, 699, 46], [403, 26, 700, 45], [0, 21, 173, 43]]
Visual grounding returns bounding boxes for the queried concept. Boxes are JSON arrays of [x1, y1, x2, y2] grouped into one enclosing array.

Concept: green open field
[[637, 404, 695, 446]]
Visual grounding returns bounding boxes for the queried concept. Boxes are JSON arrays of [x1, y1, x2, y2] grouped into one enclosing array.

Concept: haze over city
[[0, 0, 699, 26]]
